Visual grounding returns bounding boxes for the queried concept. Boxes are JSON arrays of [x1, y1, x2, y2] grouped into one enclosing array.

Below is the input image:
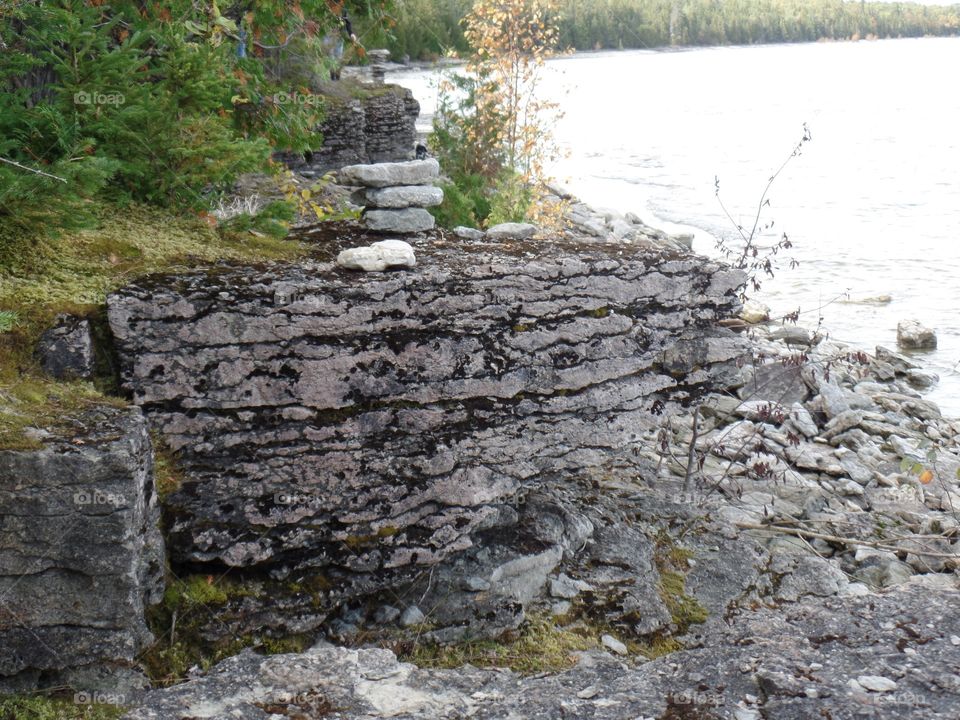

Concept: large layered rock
[[0, 406, 165, 691], [106, 233, 746, 635], [364, 185, 443, 209]]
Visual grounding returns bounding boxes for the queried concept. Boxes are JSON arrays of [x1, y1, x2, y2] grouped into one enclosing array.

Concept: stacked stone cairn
[[339, 158, 443, 234]]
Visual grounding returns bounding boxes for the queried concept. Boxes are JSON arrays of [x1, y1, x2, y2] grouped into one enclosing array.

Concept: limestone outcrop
[[106, 231, 746, 639], [0, 406, 165, 692], [280, 84, 420, 174]]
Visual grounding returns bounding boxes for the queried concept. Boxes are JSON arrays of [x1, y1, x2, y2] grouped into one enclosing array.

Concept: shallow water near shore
[[390, 36, 960, 417]]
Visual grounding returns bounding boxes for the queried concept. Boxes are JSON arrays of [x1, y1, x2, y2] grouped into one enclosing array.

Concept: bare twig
[[0, 156, 67, 183], [682, 406, 701, 499], [736, 522, 959, 560]]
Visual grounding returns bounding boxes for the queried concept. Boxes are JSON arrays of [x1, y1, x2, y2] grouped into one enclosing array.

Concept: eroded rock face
[[36, 314, 95, 380], [312, 85, 420, 172], [0, 407, 164, 691], [106, 232, 746, 636]]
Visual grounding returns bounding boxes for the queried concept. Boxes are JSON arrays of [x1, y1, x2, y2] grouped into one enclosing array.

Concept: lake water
[[389, 37, 960, 416]]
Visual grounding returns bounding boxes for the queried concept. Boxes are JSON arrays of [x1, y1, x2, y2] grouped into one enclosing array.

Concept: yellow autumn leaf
[[919, 469, 934, 485]]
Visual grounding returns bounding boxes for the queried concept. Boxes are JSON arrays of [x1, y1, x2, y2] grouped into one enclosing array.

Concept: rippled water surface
[[391, 37, 960, 416]]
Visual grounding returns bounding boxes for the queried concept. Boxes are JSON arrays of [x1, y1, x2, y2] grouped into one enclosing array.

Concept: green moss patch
[[0, 378, 127, 451], [142, 573, 315, 685], [0, 203, 306, 314], [633, 535, 709, 659], [399, 614, 597, 675], [0, 695, 124, 720]]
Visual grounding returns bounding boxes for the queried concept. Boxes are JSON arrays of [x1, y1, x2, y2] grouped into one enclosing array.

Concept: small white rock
[[855, 675, 898, 693], [600, 634, 628, 656], [576, 686, 599, 699], [336, 239, 416, 272], [453, 226, 485, 241], [398, 605, 426, 627]]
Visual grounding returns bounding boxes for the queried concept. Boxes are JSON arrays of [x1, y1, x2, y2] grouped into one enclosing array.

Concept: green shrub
[[219, 200, 297, 239], [486, 172, 532, 226]]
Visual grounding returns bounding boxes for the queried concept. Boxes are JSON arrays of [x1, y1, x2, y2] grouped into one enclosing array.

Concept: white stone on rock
[[339, 158, 440, 188], [365, 185, 444, 209], [364, 208, 436, 234], [486, 222, 538, 241], [840, 582, 872, 597], [337, 240, 416, 272], [789, 404, 819, 439], [608, 217, 635, 239], [897, 319, 937, 350], [569, 215, 606, 237], [549, 573, 593, 599]]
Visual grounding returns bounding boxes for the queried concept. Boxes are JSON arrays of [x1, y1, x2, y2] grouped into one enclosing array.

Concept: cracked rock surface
[[123, 575, 960, 719]]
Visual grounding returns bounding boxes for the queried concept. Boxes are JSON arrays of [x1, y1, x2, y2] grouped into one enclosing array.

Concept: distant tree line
[[357, 0, 960, 59]]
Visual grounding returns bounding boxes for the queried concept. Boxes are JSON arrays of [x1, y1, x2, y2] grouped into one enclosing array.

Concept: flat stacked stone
[[339, 158, 442, 234]]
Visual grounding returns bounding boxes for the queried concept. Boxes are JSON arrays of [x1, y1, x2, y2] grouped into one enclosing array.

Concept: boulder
[[906, 368, 939, 390], [36, 314, 95, 380], [486, 222, 538, 241], [106, 234, 747, 637], [0, 406, 164, 691], [364, 185, 443, 209], [337, 240, 416, 272], [897, 319, 937, 350], [453, 226, 485, 241], [364, 208, 436, 233], [875, 345, 920, 373], [339, 159, 439, 188]]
